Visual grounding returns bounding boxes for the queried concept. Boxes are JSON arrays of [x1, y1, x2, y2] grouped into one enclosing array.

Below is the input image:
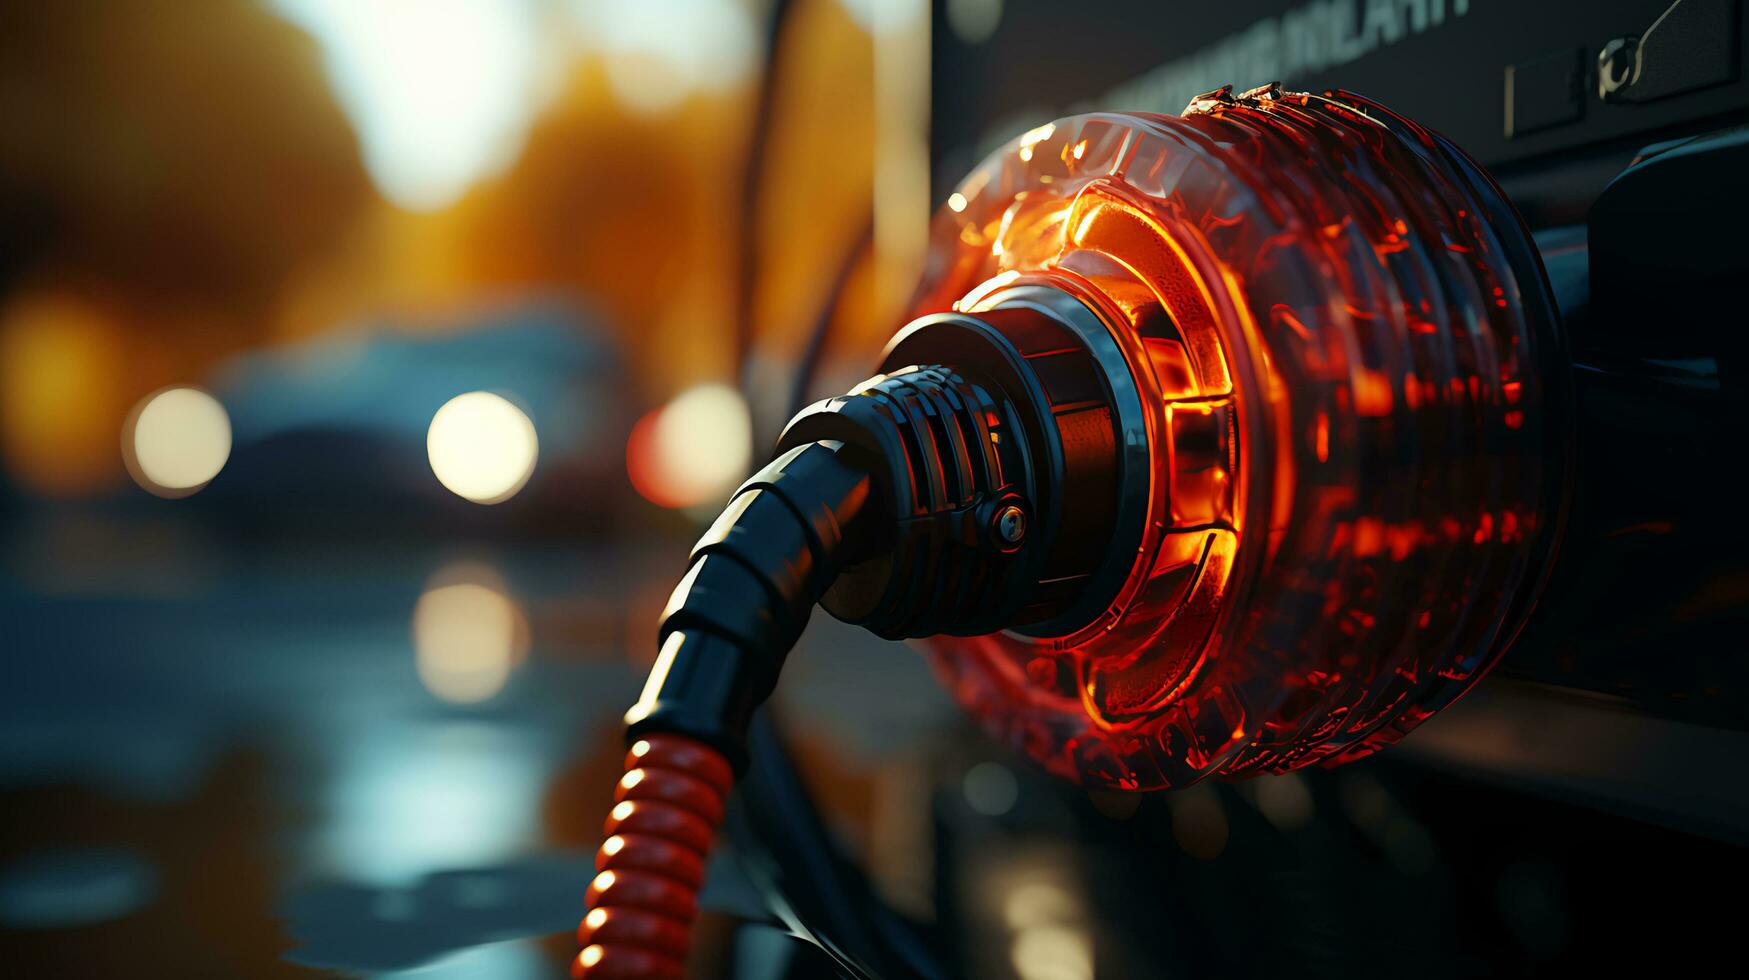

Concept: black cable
[[627, 440, 879, 766], [587, 278, 1146, 976], [734, 0, 797, 391], [714, 4, 942, 975], [737, 713, 946, 979], [580, 440, 882, 976]]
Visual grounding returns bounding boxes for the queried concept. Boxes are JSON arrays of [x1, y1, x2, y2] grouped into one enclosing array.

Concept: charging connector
[[576, 289, 1142, 977]]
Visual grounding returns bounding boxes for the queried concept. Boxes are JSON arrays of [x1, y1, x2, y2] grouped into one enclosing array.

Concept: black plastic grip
[[624, 441, 877, 770]]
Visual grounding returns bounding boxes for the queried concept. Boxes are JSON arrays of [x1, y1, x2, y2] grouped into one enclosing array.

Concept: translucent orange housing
[[913, 89, 1568, 790]]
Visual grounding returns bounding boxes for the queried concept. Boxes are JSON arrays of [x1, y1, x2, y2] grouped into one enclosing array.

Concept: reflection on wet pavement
[[0, 848, 157, 930], [1, 540, 647, 976], [1, 526, 951, 976], [282, 856, 594, 973]]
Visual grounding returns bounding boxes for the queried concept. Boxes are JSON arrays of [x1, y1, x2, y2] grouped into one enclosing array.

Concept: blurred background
[[0, 2, 934, 976], [2, 1, 1743, 978]]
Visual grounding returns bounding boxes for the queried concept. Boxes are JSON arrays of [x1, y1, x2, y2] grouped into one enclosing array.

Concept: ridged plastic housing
[[914, 88, 1568, 790]]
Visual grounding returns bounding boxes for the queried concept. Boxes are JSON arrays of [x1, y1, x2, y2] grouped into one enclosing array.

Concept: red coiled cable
[[574, 734, 735, 980]]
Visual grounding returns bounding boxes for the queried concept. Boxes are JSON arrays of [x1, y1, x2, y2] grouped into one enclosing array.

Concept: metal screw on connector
[[993, 504, 1027, 549]]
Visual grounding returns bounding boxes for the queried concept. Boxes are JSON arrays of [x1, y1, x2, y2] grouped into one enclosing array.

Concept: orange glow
[[912, 92, 1563, 789], [0, 292, 130, 496], [624, 383, 752, 510], [624, 409, 676, 507], [1015, 123, 1053, 162], [1016, 122, 1056, 149], [1351, 369, 1395, 417]]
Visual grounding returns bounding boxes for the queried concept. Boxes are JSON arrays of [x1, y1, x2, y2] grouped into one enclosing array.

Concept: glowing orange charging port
[[915, 87, 1569, 790]]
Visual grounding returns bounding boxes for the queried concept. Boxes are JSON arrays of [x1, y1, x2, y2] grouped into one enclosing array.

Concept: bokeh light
[[573, 0, 758, 116], [962, 761, 1019, 816], [1011, 925, 1093, 980], [122, 387, 233, 498], [411, 563, 529, 704], [625, 382, 752, 510], [272, 0, 547, 210], [1167, 785, 1229, 860], [1003, 879, 1093, 980], [426, 391, 539, 504], [0, 292, 128, 496], [946, 0, 1005, 45], [1252, 771, 1315, 831]]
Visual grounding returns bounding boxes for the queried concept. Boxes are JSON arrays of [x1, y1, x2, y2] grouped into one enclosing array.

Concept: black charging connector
[[580, 284, 1147, 978], [625, 283, 1149, 766]]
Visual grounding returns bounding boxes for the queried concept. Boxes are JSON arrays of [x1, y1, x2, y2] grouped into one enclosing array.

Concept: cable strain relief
[[774, 287, 1147, 638], [628, 441, 879, 772]]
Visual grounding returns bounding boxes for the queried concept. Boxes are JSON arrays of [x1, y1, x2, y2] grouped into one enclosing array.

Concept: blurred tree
[[430, 0, 886, 401], [0, 0, 372, 312], [0, 0, 373, 494], [0, 0, 895, 497]]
